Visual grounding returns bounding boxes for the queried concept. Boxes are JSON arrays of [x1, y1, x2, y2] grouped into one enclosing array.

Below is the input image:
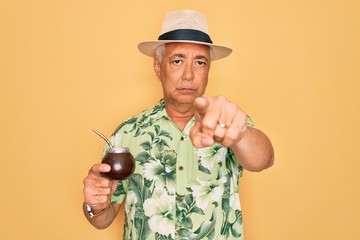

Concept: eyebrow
[[172, 53, 186, 58], [195, 55, 209, 62]]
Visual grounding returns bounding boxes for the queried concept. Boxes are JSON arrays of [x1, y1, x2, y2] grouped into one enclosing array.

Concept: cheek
[[160, 77, 176, 94], [161, 69, 181, 85], [196, 72, 209, 86]]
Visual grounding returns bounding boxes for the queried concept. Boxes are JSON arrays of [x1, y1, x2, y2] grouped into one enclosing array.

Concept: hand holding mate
[[83, 163, 119, 210], [82, 163, 119, 228]]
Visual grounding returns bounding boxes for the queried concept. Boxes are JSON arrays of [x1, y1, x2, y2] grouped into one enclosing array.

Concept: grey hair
[[155, 44, 165, 63], [154, 44, 213, 63]]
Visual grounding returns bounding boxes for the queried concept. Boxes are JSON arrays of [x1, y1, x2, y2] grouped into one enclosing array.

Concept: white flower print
[[229, 165, 241, 210], [125, 191, 137, 225], [143, 159, 163, 181], [191, 176, 227, 210], [143, 191, 175, 238], [198, 145, 226, 170], [143, 158, 176, 194], [229, 189, 241, 210]]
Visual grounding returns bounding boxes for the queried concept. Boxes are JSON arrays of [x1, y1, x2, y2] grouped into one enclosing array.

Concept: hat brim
[[138, 40, 232, 61]]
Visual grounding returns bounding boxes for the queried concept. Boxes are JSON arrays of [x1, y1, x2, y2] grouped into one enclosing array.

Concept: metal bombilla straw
[[92, 129, 113, 148]]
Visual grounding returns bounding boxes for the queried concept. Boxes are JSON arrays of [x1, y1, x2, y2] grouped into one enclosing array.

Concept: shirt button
[[178, 197, 183, 202], [178, 166, 184, 171], [180, 136, 185, 141]]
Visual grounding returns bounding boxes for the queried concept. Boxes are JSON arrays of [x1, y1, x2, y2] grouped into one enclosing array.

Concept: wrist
[[85, 203, 108, 218]]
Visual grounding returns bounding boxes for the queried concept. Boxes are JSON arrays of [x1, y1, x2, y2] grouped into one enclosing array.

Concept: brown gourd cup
[[92, 129, 135, 180], [101, 147, 135, 180]]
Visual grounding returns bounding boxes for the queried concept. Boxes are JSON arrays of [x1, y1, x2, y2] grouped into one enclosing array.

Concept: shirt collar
[[152, 99, 195, 132]]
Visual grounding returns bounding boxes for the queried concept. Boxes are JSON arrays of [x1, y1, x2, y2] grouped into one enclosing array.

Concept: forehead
[[164, 42, 210, 57]]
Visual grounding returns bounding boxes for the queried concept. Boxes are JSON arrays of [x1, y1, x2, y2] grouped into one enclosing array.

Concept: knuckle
[[226, 131, 240, 143], [83, 178, 88, 185], [238, 111, 247, 121], [89, 163, 102, 174], [105, 187, 112, 195], [217, 95, 227, 102], [83, 177, 93, 187], [99, 178, 110, 188], [98, 195, 110, 204], [83, 189, 91, 199], [202, 119, 216, 130], [227, 134, 238, 143], [229, 103, 238, 112]]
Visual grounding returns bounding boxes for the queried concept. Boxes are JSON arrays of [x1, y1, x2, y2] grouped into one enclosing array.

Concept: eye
[[172, 59, 182, 65], [196, 61, 206, 66]]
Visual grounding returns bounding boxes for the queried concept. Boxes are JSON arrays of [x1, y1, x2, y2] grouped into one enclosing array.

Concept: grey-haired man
[[83, 10, 274, 239]]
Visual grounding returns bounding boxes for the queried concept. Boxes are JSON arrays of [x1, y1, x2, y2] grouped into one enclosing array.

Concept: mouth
[[176, 87, 197, 94]]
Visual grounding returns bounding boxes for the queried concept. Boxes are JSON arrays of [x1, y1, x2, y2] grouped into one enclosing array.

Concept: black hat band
[[158, 29, 213, 44]]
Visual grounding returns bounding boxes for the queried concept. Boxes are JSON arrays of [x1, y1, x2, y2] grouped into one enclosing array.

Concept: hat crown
[[160, 10, 210, 35]]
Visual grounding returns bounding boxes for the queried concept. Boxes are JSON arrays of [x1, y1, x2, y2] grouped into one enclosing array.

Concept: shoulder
[[111, 99, 165, 135]]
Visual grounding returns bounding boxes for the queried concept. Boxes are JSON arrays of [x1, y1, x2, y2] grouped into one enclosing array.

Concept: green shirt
[[109, 99, 253, 240]]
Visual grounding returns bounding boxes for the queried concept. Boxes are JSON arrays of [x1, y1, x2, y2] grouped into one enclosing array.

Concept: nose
[[183, 63, 194, 81]]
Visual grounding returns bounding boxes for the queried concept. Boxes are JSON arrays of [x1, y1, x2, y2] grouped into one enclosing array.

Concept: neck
[[164, 101, 195, 131]]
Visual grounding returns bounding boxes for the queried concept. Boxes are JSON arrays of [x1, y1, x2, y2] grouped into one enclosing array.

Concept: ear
[[153, 57, 161, 79]]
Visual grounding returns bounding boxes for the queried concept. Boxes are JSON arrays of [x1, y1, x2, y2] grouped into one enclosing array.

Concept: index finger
[[194, 96, 221, 131], [193, 96, 210, 119]]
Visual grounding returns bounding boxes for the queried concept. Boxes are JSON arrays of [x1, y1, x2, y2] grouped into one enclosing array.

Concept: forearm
[[82, 202, 118, 229], [231, 126, 274, 172]]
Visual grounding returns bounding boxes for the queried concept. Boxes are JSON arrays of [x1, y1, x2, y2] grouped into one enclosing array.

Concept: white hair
[[155, 44, 165, 63]]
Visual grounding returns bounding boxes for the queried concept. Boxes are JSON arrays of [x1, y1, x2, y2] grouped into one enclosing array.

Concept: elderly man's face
[[154, 43, 211, 107]]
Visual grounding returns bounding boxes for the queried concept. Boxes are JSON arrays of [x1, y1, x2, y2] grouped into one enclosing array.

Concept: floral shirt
[[108, 99, 254, 240]]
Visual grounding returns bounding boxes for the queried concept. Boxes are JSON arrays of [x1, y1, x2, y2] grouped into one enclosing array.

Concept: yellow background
[[1, 0, 359, 239]]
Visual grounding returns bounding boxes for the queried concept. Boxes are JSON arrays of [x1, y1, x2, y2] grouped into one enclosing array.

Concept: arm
[[230, 126, 274, 172], [82, 163, 121, 229], [190, 95, 274, 171]]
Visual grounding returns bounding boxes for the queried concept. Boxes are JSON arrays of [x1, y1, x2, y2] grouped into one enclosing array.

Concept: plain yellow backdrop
[[1, 0, 359, 239]]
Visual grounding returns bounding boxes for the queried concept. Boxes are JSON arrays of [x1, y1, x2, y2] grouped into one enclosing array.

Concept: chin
[[166, 95, 196, 105], [178, 95, 198, 104]]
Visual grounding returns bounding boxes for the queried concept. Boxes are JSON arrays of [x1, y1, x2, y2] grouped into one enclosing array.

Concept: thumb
[[90, 163, 111, 177]]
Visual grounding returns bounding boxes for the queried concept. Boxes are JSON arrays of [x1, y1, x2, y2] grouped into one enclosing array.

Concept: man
[[83, 10, 274, 239]]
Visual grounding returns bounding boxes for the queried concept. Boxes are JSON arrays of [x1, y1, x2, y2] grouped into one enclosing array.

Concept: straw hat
[[138, 10, 232, 61]]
